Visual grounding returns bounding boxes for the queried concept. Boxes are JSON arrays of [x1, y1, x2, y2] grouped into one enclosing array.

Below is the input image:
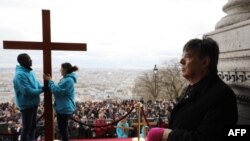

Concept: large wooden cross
[[3, 10, 87, 141]]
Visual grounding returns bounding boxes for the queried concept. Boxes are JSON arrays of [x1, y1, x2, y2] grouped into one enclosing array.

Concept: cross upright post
[[3, 10, 87, 141]]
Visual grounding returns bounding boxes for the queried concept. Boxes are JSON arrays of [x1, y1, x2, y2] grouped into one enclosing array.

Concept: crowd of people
[[0, 99, 175, 139], [1, 53, 175, 141], [0, 103, 20, 123]]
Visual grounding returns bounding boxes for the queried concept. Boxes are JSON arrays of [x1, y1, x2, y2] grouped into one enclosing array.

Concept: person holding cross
[[44, 62, 78, 141], [13, 53, 44, 141]]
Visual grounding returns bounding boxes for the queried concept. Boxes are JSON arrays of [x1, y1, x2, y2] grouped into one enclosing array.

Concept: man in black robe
[[147, 37, 238, 141]]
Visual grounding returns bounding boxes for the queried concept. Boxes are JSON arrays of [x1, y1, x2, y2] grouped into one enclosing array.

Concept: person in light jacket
[[13, 53, 43, 141], [116, 117, 130, 138], [44, 62, 78, 141]]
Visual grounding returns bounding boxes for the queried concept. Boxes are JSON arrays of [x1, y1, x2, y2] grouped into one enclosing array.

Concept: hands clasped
[[43, 74, 51, 93], [44, 74, 52, 81]]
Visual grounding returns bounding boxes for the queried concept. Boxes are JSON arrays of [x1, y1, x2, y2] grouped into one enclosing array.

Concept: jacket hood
[[15, 65, 32, 72], [65, 73, 77, 83]]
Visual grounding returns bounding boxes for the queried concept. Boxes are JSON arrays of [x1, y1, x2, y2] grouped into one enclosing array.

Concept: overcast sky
[[0, 0, 227, 70]]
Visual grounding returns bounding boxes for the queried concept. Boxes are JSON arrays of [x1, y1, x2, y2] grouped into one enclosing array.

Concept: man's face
[[180, 50, 205, 81], [21, 55, 32, 68]]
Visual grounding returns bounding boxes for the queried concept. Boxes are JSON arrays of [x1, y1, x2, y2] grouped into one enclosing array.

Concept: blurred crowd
[[0, 99, 176, 139]]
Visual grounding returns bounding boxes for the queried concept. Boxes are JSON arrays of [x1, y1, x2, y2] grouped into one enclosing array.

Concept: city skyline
[[0, 68, 144, 103]]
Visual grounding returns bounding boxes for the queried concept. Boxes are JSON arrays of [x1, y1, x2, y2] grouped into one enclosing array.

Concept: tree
[[133, 59, 187, 101], [134, 72, 157, 100], [159, 60, 187, 100]]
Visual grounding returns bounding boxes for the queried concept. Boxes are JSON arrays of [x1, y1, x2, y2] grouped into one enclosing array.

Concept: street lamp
[[153, 64, 158, 98], [153, 64, 158, 74]]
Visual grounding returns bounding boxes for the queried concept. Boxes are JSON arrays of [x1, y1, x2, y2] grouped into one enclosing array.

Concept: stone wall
[[206, 0, 250, 124]]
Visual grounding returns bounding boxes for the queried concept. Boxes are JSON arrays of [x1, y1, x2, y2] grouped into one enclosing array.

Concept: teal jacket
[[116, 121, 129, 138], [13, 65, 43, 110], [48, 73, 76, 115]]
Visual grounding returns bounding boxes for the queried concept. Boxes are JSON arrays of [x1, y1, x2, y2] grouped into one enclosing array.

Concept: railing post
[[136, 102, 142, 141]]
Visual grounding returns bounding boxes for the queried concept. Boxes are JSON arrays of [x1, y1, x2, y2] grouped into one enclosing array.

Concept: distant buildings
[[0, 68, 144, 103]]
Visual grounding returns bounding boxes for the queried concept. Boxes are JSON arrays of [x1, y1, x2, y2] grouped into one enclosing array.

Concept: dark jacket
[[167, 72, 238, 141]]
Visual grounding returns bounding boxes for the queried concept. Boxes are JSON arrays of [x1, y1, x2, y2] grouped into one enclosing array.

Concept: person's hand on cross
[[44, 74, 52, 81]]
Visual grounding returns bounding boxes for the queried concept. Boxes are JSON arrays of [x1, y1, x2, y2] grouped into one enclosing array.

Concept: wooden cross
[[3, 10, 87, 141]]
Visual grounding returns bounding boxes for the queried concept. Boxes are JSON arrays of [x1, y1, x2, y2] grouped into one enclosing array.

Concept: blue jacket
[[116, 121, 129, 138], [13, 65, 43, 110], [48, 73, 76, 115]]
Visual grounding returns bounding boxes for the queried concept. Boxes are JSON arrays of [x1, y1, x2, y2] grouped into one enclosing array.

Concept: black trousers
[[20, 106, 38, 141], [56, 113, 71, 141]]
